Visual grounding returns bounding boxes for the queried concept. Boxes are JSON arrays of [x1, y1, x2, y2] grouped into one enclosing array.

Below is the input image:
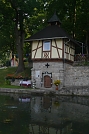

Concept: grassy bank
[[0, 67, 31, 88]]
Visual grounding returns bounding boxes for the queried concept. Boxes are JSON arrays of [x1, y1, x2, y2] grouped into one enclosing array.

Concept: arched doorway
[[44, 75, 51, 88]]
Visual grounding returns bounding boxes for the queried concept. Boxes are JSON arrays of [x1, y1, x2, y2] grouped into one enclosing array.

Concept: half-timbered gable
[[31, 39, 64, 59]]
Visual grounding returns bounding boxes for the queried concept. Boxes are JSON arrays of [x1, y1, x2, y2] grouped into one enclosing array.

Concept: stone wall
[[31, 62, 89, 92], [31, 62, 64, 88], [10, 61, 89, 88], [11, 79, 22, 86], [65, 65, 89, 86]]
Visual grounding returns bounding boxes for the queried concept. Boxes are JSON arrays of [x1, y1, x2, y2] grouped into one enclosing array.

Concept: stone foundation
[[31, 61, 89, 89], [31, 62, 64, 88]]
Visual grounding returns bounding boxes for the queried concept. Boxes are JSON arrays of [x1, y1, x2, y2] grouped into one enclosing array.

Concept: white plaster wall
[[56, 39, 62, 49], [32, 41, 38, 50], [52, 48, 58, 58], [32, 51, 35, 58], [52, 40, 56, 47], [52, 39, 63, 58], [58, 49, 62, 58], [35, 48, 41, 58], [39, 41, 42, 47], [32, 41, 42, 58]]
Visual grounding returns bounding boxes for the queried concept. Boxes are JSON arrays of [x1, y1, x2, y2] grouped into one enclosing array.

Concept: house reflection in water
[[29, 96, 73, 134]]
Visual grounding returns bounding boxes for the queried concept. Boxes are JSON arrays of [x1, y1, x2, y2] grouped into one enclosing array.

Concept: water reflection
[[30, 95, 89, 134], [0, 93, 89, 134]]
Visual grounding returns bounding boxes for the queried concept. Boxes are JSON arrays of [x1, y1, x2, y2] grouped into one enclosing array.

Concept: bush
[[5, 60, 11, 67], [5, 79, 11, 85]]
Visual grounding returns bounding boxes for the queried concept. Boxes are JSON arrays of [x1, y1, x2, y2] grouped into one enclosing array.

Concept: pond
[[0, 93, 89, 134]]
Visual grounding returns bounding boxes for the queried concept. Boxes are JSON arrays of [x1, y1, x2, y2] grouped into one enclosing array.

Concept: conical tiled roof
[[48, 12, 61, 25], [25, 13, 78, 45], [26, 25, 67, 41]]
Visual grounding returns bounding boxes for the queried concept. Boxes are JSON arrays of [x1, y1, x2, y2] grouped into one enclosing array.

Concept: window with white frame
[[43, 41, 51, 51]]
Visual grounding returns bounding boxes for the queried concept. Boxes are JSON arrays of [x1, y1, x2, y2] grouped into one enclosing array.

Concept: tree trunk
[[72, 0, 76, 38], [85, 32, 89, 55], [10, 1, 25, 73], [15, 27, 25, 73]]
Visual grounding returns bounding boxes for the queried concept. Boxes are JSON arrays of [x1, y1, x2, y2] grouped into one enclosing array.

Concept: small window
[[43, 41, 51, 51]]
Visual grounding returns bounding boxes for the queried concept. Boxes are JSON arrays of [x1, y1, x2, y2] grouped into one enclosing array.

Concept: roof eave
[[25, 36, 68, 42]]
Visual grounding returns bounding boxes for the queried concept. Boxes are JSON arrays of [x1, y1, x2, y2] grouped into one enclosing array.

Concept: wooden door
[[44, 75, 51, 88]]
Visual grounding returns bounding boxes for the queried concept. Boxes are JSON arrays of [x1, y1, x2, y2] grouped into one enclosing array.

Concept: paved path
[[0, 86, 89, 96], [0, 88, 56, 95]]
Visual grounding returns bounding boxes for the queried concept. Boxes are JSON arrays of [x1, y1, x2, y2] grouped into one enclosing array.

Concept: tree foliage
[[0, 0, 89, 72]]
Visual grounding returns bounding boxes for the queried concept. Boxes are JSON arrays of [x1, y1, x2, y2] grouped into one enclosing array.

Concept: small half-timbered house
[[26, 12, 78, 89]]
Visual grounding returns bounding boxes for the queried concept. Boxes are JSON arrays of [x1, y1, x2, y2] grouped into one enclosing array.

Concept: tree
[[1, 0, 89, 69], [75, 0, 89, 54], [9, 0, 30, 73], [0, 0, 15, 54], [46, 0, 89, 54], [0, 0, 47, 73]]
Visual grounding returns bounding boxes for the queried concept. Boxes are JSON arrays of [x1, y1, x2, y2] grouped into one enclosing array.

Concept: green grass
[[0, 85, 24, 88], [0, 66, 31, 88], [0, 84, 32, 89]]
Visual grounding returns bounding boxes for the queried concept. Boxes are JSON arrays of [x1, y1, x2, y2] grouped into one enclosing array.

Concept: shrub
[[5, 79, 11, 85], [5, 74, 30, 81]]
